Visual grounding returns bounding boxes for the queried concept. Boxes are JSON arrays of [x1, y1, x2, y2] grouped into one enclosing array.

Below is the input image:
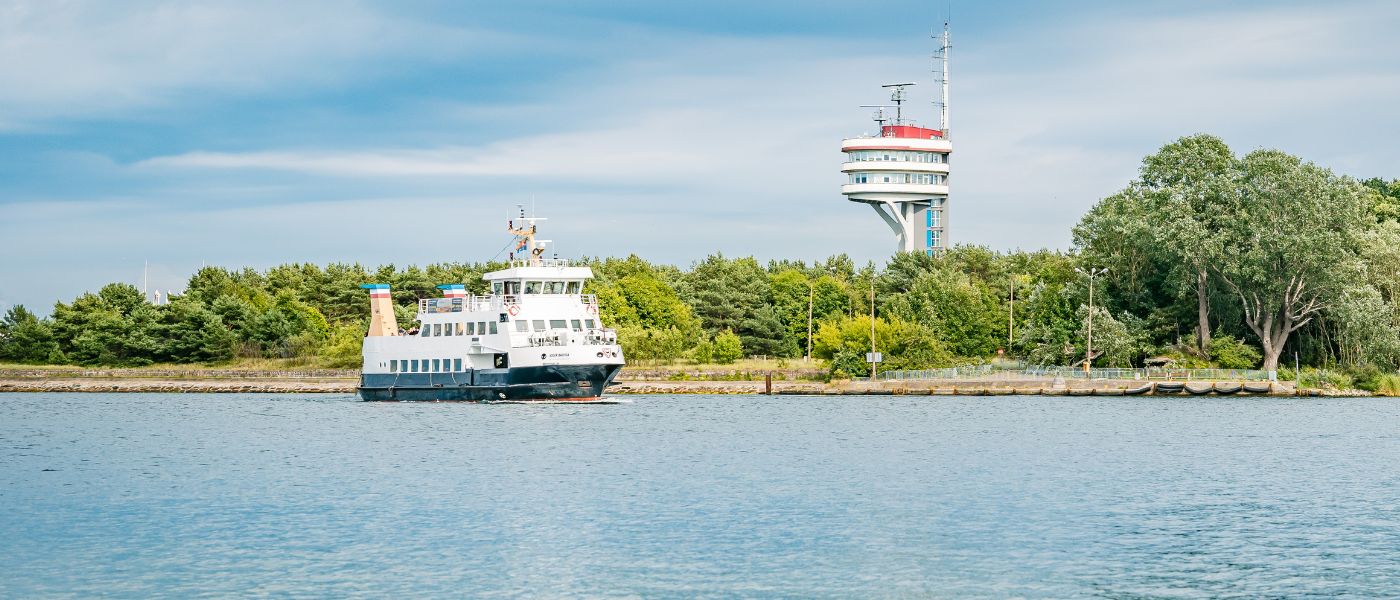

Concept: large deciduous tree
[[1216, 150, 1369, 374], [1075, 134, 1233, 355]]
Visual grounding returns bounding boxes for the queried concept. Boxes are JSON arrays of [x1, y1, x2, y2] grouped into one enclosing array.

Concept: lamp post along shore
[[1076, 267, 1109, 373]]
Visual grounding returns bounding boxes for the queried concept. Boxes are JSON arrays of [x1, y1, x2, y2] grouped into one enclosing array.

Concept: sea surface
[[2, 393, 1398, 598]]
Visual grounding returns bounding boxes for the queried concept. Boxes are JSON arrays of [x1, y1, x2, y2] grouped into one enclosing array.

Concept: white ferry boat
[[357, 213, 624, 402]]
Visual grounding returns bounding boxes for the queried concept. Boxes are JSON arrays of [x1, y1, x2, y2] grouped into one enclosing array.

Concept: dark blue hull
[[358, 363, 623, 402]]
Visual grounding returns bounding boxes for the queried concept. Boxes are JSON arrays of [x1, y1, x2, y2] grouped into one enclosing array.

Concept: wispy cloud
[[0, 0, 502, 129]]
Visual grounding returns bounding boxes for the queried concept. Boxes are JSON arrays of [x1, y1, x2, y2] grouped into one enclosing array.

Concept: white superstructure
[[356, 211, 624, 402]]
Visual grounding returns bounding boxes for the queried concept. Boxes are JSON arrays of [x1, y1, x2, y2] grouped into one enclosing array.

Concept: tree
[[1208, 334, 1261, 369], [153, 299, 235, 363], [813, 315, 952, 376], [886, 268, 1004, 358], [250, 291, 330, 358], [51, 283, 161, 366], [712, 330, 744, 364], [0, 306, 61, 364], [1075, 134, 1234, 355], [1216, 150, 1370, 373], [1138, 134, 1235, 354], [680, 254, 788, 355]]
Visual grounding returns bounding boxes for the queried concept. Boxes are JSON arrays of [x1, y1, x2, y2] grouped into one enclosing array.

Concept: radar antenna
[[880, 82, 917, 126], [859, 105, 894, 129]]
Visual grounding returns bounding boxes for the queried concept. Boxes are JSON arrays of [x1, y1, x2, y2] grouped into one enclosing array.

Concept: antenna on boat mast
[[507, 203, 549, 266]]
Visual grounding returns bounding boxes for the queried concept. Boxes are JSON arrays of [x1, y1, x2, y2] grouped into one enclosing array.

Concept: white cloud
[[0, 0, 500, 128]]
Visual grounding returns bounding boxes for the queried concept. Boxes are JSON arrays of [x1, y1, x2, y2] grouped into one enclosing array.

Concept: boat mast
[[507, 205, 548, 266]]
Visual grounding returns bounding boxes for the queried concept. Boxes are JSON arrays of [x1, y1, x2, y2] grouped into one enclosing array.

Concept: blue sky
[[3, 0, 1399, 313]]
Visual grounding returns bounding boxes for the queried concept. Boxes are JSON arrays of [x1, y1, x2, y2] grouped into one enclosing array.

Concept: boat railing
[[507, 258, 572, 268], [524, 327, 617, 347]]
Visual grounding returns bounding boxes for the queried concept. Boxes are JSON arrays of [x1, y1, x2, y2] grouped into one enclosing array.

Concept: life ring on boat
[[507, 304, 521, 316], [586, 304, 598, 315]]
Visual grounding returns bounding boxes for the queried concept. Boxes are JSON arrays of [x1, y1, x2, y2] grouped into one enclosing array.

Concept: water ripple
[[1, 393, 1398, 597]]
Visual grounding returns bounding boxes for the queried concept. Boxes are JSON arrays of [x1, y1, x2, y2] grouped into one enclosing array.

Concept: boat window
[[410, 360, 419, 373], [399, 359, 407, 373], [585, 319, 596, 329], [456, 323, 464, 335], [433, 324, 443, 336], [571, 319, 582, 331], [466, 322, 476, 335], [390, 361, 398, 373], [515, 320, 528, 333], [566, 282, 581, 294], [548, 281, 566, 294], [549, 319, 567, 330], [454, 358, 462, 372], [532, 319, 546, 331], [442, 357, 449, 372], [432, 359, 441, 372], [444, 325, 454, 337], [492, 282, 503, 295], [504, 281, 520, 295], [488, 322, 498, 334], [525, 281, 542, 294], [478, 322, 486, 334]]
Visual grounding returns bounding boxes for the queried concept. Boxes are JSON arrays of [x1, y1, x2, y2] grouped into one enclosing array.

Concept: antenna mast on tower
[[880, 83, 917, 126], [933, 21, 951, 135]]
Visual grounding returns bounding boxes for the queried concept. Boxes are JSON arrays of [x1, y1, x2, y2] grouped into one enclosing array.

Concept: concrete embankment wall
[[0, 367, 1336, 396]]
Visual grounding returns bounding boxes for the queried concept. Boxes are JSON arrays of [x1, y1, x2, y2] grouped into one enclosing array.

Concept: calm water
[[2, 393, 1398, 598]]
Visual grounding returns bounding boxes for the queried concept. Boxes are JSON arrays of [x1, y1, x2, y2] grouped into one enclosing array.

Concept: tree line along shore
[[2, 135, 1400, 393]]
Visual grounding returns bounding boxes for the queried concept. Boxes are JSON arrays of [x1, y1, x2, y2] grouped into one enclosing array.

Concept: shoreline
[[0, 369, 1360, 396]]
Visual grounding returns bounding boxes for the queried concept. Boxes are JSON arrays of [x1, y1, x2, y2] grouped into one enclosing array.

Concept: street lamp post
[[1075, 267, 1109, 374]]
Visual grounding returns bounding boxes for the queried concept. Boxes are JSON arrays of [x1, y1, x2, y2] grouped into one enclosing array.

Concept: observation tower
[[841, 23, 953, 255]]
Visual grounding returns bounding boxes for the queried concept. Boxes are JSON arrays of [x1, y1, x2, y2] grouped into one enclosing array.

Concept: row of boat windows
[[418, 318, 600, 337], [389, 358, 463, 373], [421, 321, 499, 337], [515, 318, 598, 333], [845, 150, 947, 163], [493, 281, 584, 295], [849, 172, 947, 185]]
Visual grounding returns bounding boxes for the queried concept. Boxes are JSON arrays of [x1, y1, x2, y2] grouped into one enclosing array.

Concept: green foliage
[[1207, 334, 1261, 369], [886, 267, 1004, 358], [0, 305, 62, 363], [712, 330, 744, 364], [154, 299, 234, 363], [681, 254, 791, 356], [1375, 374, 1400, 396], [321, 323, 366, 368], [51, 284, 161, 366], [813, 315, 952, 375]]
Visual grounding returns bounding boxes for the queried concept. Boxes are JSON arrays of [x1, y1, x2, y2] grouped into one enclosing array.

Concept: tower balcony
[[841, 183, 949, 198], [841, 137, 952, 153]]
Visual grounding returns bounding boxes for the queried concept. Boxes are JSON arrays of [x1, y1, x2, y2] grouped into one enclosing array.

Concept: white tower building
[[840, 23, 953, 255]]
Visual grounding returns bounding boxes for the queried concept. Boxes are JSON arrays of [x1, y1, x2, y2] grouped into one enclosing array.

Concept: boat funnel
[[360, 284, 400, 337]]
